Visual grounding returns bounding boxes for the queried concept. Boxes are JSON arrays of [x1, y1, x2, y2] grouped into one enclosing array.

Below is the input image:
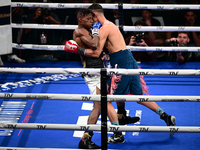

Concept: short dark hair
[[134, 20, 145, 26], [141, 9, 152, 13], [177, 32, 190, 38], [88, 3, 104, 13], [76, 8, 95, 19]]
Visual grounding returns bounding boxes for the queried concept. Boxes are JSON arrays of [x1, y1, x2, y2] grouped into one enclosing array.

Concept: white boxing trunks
[[84, 75, 101, 95]]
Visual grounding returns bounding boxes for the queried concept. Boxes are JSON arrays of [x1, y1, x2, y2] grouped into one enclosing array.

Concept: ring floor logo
[[0, 74, 80, 91], [0, 74, 80, 136], [0, 101, 26, 136], [73, 102, 142, 137]]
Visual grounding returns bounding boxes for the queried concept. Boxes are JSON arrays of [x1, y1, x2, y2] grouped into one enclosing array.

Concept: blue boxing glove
[[92, 21, 102, 37]]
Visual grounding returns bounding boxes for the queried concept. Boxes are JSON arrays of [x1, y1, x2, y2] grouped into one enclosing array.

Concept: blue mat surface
[[0, 61, 200, 150]]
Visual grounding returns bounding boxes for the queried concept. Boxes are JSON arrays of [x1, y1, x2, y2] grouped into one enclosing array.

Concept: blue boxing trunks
[[107, 49, 143, 95]]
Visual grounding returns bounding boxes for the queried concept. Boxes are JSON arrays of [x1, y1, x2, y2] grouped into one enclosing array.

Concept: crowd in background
[[1, 0, 200, 66]]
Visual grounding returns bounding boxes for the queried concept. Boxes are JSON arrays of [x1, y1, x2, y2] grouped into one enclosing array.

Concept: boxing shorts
[[107, 49, 143, 95]]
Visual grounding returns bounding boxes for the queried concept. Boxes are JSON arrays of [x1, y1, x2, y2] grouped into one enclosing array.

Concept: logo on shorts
[[110, 74, 122, 95]]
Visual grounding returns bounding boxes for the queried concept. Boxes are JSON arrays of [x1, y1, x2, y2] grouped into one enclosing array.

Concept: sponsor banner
[[0, 67, 200, 76], [10, 3, 200, 10], [124, 26, 200, 32], [0, 74, 80, 91], [122, 4, 199, 10], [0, 123, 199, 133], [1, 93, 200, 102], [11, 2, 117, 9], [13, 43, 65, 50], [0, 101, 26, 136], [109, 125, 200, 133], [0, 123, 101, 131], [12, 23, 78, 30], [127, 46, 199, 52]]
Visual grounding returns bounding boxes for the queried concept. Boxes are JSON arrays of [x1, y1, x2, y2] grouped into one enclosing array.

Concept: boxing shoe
[[78, 132, 101, 149], [108, 132, 125, 144], [118, 111, 140, 125], [160, 112, 176, 136], [8, 54, 25, 63]]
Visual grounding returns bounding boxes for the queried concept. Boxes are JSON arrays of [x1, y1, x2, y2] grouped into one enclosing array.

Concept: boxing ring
[[0, 1, 200, 150]]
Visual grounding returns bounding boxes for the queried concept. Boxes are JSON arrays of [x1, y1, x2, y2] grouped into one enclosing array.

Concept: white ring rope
[[123, 26, 200, 32], [0, 67, 200, 76], [12, 23, 200, 32], [0, 123, 100, 131], [12, 23, 77, 30], [12, 43, 200, 52], [13, 43, 65, 51], [0, 122, 199, 133], [1, 93, 200, 102], [127, 46, 200, 52], [11, 2, 200, 10]]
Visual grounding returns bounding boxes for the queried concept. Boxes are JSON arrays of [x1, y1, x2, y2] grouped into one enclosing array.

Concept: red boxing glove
[[64, 40, 86, 55], [64, 40, 78, 53]]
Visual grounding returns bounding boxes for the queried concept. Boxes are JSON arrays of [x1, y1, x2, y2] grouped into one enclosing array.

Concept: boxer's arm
[[84, 26, 108, 58], [78, 29, 99, 50]]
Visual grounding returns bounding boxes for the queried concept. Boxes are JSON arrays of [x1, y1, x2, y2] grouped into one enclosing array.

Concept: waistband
[[109, 49, 133, 62]]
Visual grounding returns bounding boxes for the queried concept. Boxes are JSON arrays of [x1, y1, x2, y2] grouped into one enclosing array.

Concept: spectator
[[139, 9, 165, 46], [165, 32, 197, 64], [125, 20, 157, 62], [22, 7, 61, 60], [183, 10, 200, 46], [168, 10, 200, 45], [168, 10, 200, 60]]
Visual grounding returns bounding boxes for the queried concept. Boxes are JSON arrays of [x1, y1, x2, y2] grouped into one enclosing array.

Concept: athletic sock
[[111, 121, 122, 136], [111, 121, 119, 126], [117, 104, 125, 114], [156, 107, 164, 116]]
